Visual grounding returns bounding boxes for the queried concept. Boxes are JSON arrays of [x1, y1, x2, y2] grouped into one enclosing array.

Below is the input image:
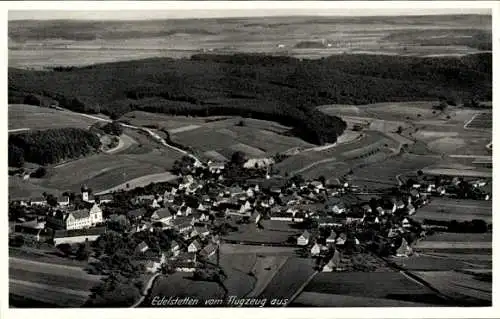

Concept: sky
[[7, 2, 492, 21]]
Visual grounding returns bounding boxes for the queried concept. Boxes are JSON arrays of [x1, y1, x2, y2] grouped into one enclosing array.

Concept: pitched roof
[[326, 232, 337, 241], [135, 241, 149, 252], [200, 243, 217, 257], [170, 240, 180, 249], [152, 208, 172, 219], [300, 230, 310, 239], [189, 240, 201, 250], [68, 209, 90, 220]]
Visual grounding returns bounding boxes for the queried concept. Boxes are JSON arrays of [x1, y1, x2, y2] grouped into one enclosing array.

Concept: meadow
[[9, 256, 102, 307], [258, 257, 316, 301], [414, 198, 492, 223], [169, 117, 314, 158], [303, 272, 448, 305], [9, 104, 98, 131], [410, 271, 491, 305]]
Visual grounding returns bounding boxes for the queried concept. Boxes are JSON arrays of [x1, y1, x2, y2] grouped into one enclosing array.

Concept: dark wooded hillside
[[8, 53, 491, 144]]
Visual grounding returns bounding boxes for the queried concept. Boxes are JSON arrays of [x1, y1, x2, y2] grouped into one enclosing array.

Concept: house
[[270, 186, 282, 195], [297, 230, 310, 246], [395, 238, 413, 257], [197, 203, 208, 211], [170, 241, 180, 257], [58, 196, 70, 207], [322, 249, 341, 272], [395, 200, 405, 210], [243, 158, 275, 169], [179, 175, 195, 189], [361, 204, 372, 213], [135, 241, 149, 254], [326, 232, 337, 244], [225, 208, 251, 218], [410, 189, 420, 199], [188, 240, 201, 253], [293, 211, 306, 223], [375, 203, 384, 216], [208, 161, 225, 174], [227, 186, 244, 197], [135, 221, 152, 233], [246, 188, 255, 198], [191, 226, 210, 239], [192, 210, 209, 223], [97, 194, 113, 204], [387, 228, 399, 238], [406, 203, 416, 215], [435, 186, 446, 196], [46, 204, 103, 230], [151, 208, 174, 225], [176, 206, 193, 217], [200, 243, 217, 259], [145, 253, 166, 273], [331, 203, 346, 215], [52, 227, 106, 245], [239, 200, 252, 213], [173, 260, 197, 272], [310, 243, 321, 256], [173, 216, 195, 234], [310, 181, 324, 190], [163, 188, 177, 203], [402, 218, 411, 228], [318, 215, 346, 227], [29, 196, 47, 207], [335, 233, 347, 246], [346, 211, 364, 224], [270, 211, 293, 222]]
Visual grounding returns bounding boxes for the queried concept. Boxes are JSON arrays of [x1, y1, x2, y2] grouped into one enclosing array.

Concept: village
[[9, 152, 492, 280]]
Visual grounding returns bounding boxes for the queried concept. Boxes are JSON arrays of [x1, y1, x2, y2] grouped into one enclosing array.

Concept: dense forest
[[8, 52, 492, 144], [8, 128, 101, 166]]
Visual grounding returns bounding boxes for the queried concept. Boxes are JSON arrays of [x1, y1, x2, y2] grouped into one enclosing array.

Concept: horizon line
[[8, 9, 492, 21]]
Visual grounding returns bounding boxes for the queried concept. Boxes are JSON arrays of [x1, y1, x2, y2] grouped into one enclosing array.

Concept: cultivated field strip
[[411, 271, 491, 304], [10, 279, 91, 307], [464, 112, 492, 130], [304, 272, 433, 297], [414, 198, 492, 223], [8, 104, 98, 131], [258, 257, 316, 300]]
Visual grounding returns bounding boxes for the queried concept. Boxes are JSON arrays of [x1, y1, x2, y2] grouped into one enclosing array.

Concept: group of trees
[[8, 128, 101, 166], [101, 121, 123, 136], [10, 52, 490, 146]]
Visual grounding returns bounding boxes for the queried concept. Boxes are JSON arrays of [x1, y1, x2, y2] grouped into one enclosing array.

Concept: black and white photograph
[[3, 0, 497, 315]]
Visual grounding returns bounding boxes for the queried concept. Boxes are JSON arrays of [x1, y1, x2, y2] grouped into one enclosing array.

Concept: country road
[[132, 273, 160, 308], [104, 134, 136, 154], [57, 108, 202, 165], [8, 128, 30, 133]]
